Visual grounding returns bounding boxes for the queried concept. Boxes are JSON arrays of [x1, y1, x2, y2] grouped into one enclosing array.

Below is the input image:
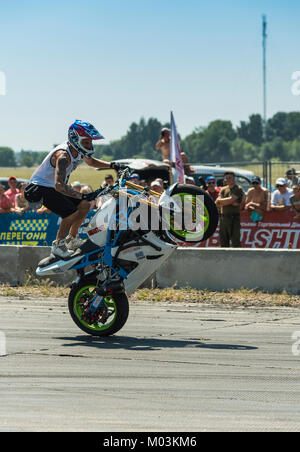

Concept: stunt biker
[[25, 120, 119, 258]]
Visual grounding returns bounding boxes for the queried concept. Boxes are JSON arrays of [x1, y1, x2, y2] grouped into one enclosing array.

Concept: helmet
[[68, 120, 104, 158]]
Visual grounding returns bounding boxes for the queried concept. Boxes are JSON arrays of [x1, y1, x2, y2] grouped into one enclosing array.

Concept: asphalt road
[[0, 295, 300, 432]]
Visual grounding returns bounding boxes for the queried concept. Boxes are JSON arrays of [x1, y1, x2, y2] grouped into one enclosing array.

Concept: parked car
[[113, 159, 257, 192], [113, 159, 171, 185], [191, 165, 256, 192]]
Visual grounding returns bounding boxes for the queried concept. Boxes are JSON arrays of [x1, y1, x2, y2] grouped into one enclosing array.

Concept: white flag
[[170, 112, 185, 183]]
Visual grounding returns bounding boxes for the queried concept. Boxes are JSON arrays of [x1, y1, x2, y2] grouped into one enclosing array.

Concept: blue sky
[[0, 0, 300, 151]]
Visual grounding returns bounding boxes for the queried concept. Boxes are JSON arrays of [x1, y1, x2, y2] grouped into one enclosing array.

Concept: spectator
[[184, 175, 195, 185], [245, 176, 269, 222], [180, 152, 195, 175], [205, 176, 220, 201], [215, 172, 245, 247], [104, 174, 115, 187], [150, 179, 164, 194], [71, 181, 81, 192], [128, 173, 142, 185], [198, 177, 207, 190], [271, 178, 293, 211], [80, 185, 96, 210], [0, 184, 14, 213], [155, 128, 194, 174], [290, 184, 300, 219], [286, 169, 299, 189], [155, 128, 171, 163], [4, 176, 20, 207], [14, 183, 30, 214]]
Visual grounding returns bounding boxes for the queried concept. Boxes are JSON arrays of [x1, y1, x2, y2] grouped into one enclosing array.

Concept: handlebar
[[87, 166, 132, 201]]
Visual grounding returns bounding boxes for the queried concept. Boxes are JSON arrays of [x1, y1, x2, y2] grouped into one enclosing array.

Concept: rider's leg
[[55, 209, 84, 241], [39, 188, 90, 256], [67, 200, 91, 239], [52, 203, 90, 256]]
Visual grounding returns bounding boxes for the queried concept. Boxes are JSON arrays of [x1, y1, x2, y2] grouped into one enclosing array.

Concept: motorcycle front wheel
[[164, 184, 219, 244], [68, 277, 129, 337]]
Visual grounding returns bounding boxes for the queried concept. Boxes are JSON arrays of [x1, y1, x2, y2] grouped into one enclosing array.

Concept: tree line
[[1, 111, 300, 167]]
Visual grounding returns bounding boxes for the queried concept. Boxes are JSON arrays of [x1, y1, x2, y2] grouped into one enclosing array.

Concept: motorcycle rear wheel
[[68, 277, 129, 337]]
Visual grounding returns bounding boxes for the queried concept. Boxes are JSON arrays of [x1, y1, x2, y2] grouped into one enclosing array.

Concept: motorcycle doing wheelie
[[36, 167, 219, 336]]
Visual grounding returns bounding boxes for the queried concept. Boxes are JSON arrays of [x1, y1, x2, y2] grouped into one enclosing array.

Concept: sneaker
[[66, 236, 86, 252], [51, 239, 73, 259]]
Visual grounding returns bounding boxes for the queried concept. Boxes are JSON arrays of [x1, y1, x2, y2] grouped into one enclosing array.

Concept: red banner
[[199, 211, 300, 249]]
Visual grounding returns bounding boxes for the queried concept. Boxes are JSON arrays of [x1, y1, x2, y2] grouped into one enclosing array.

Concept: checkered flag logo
[[9, 218, 49, 232]]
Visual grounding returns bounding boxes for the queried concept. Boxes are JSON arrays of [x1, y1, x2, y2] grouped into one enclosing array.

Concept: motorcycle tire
[[165, 184, 219, 244], [68, 277, 129, 337]]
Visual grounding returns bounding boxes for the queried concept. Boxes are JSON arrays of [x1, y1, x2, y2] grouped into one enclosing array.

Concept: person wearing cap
[[286, 169, 299, 189], [245, 176, 269, 221], [150, 179, 164, 194], [129, 173, 141, 185], [271, 178, 293, 211], [205, 176, 220, 202], [71, 181, 81, 192], [4, 176, 20, 207]]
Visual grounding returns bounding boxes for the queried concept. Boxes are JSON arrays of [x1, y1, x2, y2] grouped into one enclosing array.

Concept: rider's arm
[[83, 156, 111, 169], [54, 151, 82, 199]]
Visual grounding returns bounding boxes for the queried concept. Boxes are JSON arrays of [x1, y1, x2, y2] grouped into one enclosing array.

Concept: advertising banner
[[0, 211, 94, 246], [0, 212, 60, 246], [199, 211, 300, 249]]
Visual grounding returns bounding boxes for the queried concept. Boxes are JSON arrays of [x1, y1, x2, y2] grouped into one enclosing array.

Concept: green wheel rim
[[168, 193, 210, 240], [73, 285, 117, 332]]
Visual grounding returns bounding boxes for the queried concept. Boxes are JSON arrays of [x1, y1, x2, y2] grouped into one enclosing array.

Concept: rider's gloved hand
[[110, 162, 126, 172], [81, 192, 97, 202]]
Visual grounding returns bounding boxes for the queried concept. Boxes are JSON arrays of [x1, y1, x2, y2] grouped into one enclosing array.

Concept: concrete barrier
[[0, 246, 299, 294], [0, 246, 75, 286], [156, 248, 300, 295]]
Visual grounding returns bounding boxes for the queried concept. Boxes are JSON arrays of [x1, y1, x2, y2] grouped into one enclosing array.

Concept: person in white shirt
[[271, 178, 293, 211]]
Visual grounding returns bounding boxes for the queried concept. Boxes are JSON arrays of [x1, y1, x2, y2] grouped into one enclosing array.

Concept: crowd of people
[[202, 169, 300, 247], [0, 177, 31, 215]]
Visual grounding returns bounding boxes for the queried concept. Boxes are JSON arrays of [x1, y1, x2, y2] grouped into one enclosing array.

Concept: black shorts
[[38, 186, 82, 219]]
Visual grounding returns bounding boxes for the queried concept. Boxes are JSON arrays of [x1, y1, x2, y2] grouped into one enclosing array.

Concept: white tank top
[[30, 142, 82, 188]]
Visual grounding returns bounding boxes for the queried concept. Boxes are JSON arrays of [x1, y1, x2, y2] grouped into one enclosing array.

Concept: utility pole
[[262, 15, 267, 139]]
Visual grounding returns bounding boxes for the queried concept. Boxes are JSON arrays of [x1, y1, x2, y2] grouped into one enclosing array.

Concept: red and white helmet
[[68, 120, 104, 158]]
